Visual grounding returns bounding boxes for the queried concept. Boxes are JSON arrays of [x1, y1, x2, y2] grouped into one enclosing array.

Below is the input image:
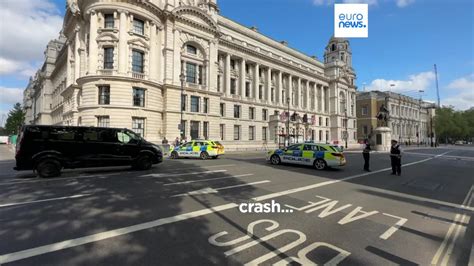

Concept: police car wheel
[[170, 151, 179, 159], [200, 152, 209, 160], [270, 155, 281, 165], [314, 159, 326, 170]]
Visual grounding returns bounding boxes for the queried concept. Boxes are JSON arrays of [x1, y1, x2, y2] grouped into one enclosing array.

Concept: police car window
[[317, 146, 327, 151], [194, 142, 204, 146], [185, 142, 193, 148], [303, 145, 313, 151], [287, 144, 301, 151]]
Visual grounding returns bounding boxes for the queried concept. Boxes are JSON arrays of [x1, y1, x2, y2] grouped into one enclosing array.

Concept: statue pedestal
[[373, 127, 391, 152]]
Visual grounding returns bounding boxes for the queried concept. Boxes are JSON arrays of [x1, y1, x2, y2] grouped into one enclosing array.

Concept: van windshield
[[117, 130, 142, 144]]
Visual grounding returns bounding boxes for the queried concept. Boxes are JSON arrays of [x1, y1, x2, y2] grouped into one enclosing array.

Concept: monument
[[373, 103, 392, 151]]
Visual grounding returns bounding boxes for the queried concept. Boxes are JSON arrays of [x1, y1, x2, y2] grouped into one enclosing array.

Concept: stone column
[[266, 67, 271, 103], [277, 71, 282, 106], [240, 58, 246, 97], [305, 80, 309, 110], [254, 63, 259, 99], [74, 27, 81, 82], [225, 54, 230, 95], [149, 23, 158, 81], [296, 77, 301, 109], [88, 10, 97, 75], [118, 10, 128, 75], [288, 74, 293, 107]]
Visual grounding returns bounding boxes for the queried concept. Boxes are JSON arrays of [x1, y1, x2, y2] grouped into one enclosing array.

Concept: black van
[[14, 125, 163, 177]]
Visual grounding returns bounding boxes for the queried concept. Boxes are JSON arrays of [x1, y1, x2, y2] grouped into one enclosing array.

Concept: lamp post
[[179, 66, 186, 139]]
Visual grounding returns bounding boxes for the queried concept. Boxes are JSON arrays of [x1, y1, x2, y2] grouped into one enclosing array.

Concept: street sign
[[342, 131, 348, 139]]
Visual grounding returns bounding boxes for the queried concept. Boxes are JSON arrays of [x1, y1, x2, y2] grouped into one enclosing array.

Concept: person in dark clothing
[[390, 140, 402, 176], [362, 141, 371, 172]]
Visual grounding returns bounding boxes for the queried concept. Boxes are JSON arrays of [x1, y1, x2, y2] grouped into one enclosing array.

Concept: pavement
[[0, 144, 473, 265]]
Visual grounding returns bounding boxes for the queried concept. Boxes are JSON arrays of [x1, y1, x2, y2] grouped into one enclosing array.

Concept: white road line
[[379, 213, 408, 240], [163, 174, 254, 186], [171, 180, 270, 197], [141, 169, 227, 178], [0, 173, 121, 185], [431, 185, 473, 265], [0, 151, 453, 264], [0, 194, 90, 208]]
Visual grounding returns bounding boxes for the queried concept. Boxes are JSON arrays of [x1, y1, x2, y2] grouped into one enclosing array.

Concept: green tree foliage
[[4, 103, 25, 135], [435, 107, 474, 143]]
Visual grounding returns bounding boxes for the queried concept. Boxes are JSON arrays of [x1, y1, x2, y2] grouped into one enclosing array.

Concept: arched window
[[331, 43, 336, 51], [181, 43, 206, 86], [186, 45, 197, 55]]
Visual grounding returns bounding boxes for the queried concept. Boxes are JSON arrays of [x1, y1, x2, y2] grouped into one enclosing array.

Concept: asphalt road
[[0, 144, 473, 265]]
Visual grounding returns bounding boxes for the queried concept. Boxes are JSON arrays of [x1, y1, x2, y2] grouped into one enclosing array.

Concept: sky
[[0, 0, 473, 125]]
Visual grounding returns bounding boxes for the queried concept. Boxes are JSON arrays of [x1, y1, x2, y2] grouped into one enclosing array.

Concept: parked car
[[170, 139, 224, 159], [454, 140, 464, 145], [0, 136, 8, 144], [267, 143, 346, 170], [14, 125, 163, 177]]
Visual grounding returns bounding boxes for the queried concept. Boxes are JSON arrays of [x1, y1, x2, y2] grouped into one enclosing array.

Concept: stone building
[[24, 0, 358, 150], [356, 91, 436, 145]]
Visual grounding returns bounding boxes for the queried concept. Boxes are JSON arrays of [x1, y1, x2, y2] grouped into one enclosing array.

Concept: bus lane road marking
[[0, 150, 456, 264]]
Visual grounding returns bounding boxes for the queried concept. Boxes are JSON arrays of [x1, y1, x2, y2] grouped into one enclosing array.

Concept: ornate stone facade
[[24, 0, 358, 150]]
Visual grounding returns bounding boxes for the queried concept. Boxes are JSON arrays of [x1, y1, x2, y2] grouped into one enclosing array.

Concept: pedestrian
[[175, 137, 180, 147], [162, 137, 168, 144], [362, 141, 371, 172], [390, 140, 402, 176]]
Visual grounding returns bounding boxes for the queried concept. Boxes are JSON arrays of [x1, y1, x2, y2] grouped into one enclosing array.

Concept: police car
[[170, 140, 224, 160], [266, 143, 346, 170]]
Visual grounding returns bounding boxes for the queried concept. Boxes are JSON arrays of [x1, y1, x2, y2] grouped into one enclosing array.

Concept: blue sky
[[1, 0, 473, 125]]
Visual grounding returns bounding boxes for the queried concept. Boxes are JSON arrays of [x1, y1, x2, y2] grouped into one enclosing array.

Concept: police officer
[[362, 141, 371, 172], [390, 140, 402, 176]]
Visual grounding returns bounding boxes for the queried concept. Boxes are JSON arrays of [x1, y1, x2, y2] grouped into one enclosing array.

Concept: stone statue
[[376, 104, 390, 127], [67, 0, 80, 16]]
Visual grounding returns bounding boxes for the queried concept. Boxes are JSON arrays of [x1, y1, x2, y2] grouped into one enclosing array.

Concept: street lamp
[[179, 65, 186, 139], [286, 96, 290, 146]]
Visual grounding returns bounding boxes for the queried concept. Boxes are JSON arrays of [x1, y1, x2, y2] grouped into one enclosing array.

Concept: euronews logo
[[334, 4, 368, 38]]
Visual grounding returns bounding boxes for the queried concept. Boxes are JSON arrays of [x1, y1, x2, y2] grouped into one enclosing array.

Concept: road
[[0, 144, 473, 265]]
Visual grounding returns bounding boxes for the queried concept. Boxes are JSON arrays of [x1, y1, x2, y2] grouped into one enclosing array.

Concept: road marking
[[171, 180, 270, 197], [0, 173, 121, 185], [0, 194, 90, 208], [163, 174, 254, 186], [141, 169, 227, 178], [431, 185, 473, 265], [0, 150, 452, 264], [379, 213, 408, 240]]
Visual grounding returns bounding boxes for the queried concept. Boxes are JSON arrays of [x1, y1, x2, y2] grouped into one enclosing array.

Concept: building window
[[230, 78, 236, 95], [361, 106, 368, 115], [318, 117, 322, 126], [186, 62, 197, 83], [249, 126, 255, 140], [98, 85, 110, 105], [234, 105, 241, 118], [230, 59, 236, 70], [245, 82, 250, 97], [132, 50, 144, 73], [97, 116, 110, 127], [132, 117, 145, 137], [319, 130, 323, 141], [191, 96, 200, 112], [262, 109, 268, 121], [234, 125, 240, 140], [133, 87, 145, 107], [249, 107, 255, 120], [220, 103, 225, 116], [180, 120, 186, 136], [262, 127, 267, 141], [326, 131, 329, 141], [203, 98, 209, 113], [217, 75, 221, 92], [133, 19, 144, 35], [190, 121, 199, 139], [271, 87, 275, 102], [104, 14, 114, 28], [186, 45, 197, 55], [245, 64, 250, 74], [259, 85, 263, 99], [326, 118, 329, 126], [181, 94, 187, 111], [203, 122, 209, 140], [220, 124, 225, 140], [103, 47, 114, 69], [198, 65, 204, 85]]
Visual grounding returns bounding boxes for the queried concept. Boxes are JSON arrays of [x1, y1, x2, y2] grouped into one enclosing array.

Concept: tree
[[4, 103, 25, 135], [435, 107, 474, 143]]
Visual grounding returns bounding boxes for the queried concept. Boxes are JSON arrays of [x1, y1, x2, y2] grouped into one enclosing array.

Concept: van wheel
[[200, 152, 209, 160], [314, 159, 327, 170], [36, 159, 61, 178], [134, 155, 152, 170], [270, 155, 281, 165], [170, 151, 179, 159]]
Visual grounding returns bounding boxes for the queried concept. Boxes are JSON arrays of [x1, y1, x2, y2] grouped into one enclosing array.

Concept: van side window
[[83, 130, 99, 141], [117, 131, 131, 144], [50, 128, 75, 140]]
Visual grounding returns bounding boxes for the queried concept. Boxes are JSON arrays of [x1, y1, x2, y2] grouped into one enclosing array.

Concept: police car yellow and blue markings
[[268, 144, 345, 167]]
